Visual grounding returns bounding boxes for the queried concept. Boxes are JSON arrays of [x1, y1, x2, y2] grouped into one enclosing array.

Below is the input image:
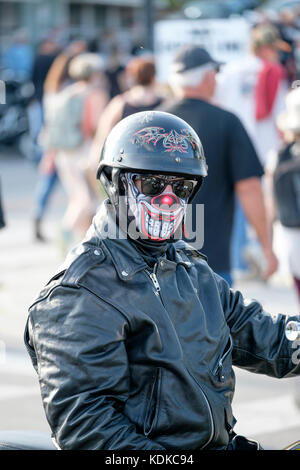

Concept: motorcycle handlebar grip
[[285, 321, 300, 342]]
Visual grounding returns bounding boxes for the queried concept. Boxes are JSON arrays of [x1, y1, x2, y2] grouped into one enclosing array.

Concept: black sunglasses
[[132, 174, 198, 199]]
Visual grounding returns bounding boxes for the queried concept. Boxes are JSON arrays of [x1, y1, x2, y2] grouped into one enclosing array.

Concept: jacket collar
[[90, 200, 192, 280], [91, 201, 148, 280]]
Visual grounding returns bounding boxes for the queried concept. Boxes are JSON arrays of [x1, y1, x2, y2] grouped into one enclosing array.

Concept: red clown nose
[[161, 195, 174, 206], [152, 193, 179, 210]]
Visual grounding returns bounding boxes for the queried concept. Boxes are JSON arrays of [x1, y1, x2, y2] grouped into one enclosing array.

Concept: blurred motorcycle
[[0, 70, 36, 160]]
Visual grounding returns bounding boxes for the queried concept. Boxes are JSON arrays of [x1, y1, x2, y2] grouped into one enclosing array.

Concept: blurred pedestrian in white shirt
[[215, 24, 290, 279], [265, 87, 300, 310], [216, 23, 290, 167]]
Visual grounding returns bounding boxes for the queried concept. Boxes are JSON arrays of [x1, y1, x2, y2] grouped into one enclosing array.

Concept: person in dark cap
[[160, 44, 278, 286], [170, 45, 222, 75]]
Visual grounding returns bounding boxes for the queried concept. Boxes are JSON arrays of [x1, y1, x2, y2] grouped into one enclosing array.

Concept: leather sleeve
[[214, 273, 300, 378], [28, 285, 165, 450]]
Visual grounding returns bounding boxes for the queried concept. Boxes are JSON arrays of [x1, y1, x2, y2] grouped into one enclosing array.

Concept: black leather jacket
[[25, 202, 300, 450]]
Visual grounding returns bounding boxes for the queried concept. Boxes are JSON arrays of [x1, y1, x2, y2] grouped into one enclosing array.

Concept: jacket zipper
[[213, 336, 233, 380], [143, 368, 161, 436], [146, 263, 161, 297], [145, 263, 215, 449], [186, 368, 215, 449]]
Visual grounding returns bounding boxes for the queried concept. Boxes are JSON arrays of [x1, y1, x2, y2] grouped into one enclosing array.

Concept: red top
[[255, 61, 286, 121]]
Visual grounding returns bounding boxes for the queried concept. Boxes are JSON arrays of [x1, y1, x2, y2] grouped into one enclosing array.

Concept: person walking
[[31, 38, 60, 108], [160, 45, 278, 285], [32, 40, 89, 242], [47, 52, 109, 248], [27, 37, 60, 166], [216, 23, 290, 167], [265, 85, 300, 411], [265, 86, 300, 309], [276, 9, 299, 84], [215, 23, 290, 279], [32, 48, 75, 241]]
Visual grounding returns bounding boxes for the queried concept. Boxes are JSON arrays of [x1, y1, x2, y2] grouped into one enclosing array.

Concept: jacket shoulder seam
[[28, 246, 106, 308], [180, 248, 208, 262], [30, 283, 132, 333], [61, 246, 106, 287]]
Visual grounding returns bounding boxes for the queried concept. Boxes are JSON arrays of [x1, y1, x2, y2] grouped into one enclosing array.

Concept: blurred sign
[[154, 18, 251, 83]]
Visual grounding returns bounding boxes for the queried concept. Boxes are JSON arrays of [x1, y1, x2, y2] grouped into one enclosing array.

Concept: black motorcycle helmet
[[96, 110, 208, 205]]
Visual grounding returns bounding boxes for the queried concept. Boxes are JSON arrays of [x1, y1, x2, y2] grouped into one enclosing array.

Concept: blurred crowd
[[1, 4, 300, 312]]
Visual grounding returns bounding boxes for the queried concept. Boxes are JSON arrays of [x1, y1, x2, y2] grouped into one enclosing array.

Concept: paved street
[[1, 149, 300, 450]]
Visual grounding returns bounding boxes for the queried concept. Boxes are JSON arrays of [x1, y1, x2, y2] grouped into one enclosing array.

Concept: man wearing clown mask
[[23, 111, 300, 451]]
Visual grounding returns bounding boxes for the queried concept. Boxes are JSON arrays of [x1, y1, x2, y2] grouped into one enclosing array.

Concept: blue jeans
[[231, 199, 249, 271], [34, 170, 58, 220]]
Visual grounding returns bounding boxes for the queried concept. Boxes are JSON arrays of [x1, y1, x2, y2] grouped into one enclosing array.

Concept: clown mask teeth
[[161, 221, 173, 238], [146, 217, 175, 239], [141, 200, 181, 240]]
